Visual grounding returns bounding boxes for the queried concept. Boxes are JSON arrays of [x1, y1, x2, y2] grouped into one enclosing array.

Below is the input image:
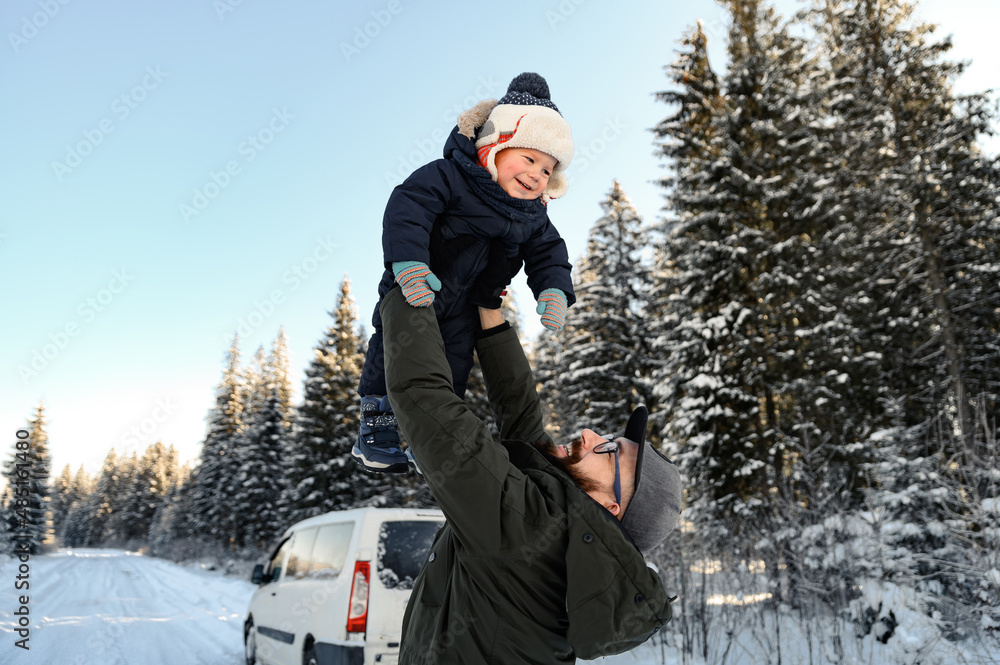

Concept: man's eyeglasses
[[594, 435, 622, 507], [558, 435, 622, 506]]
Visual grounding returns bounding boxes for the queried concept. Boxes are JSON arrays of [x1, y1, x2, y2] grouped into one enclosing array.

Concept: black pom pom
[[507, 72, 550, 100]]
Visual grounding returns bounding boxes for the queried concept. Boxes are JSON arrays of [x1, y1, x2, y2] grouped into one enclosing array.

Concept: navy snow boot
[[352, 395, 409, 474]]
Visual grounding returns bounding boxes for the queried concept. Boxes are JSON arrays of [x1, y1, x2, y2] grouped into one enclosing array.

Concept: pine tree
[[269, 327, 295, 428], [60, 466, 95, 548], [86, 450, 125, 545], [651, 3, 816, 553], [148, 463, 196, 558], [110, 443, 180, 544], [816, 0, 1000, 447], [243, 345, 268, 421], [106, 452, 140, 543], [191, 334, 245, 548], [0, 503, 10, 555], [235, 332, 293, 550], [282, 277, 371, 521], [3, 405, 54, 553], [810, 0, 1000, 627], [50, 464, 75, 543], [557, 181, 650, 439]]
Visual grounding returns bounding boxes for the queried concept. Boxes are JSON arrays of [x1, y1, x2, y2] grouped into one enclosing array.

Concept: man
[[381, 275, 682, 664]]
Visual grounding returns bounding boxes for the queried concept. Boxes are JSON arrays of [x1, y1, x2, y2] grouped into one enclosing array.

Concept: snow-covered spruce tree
[[816, 0, 999, 448], [0, 503, 10, 555], [85, 449, 125, 545], [190, 334, 245, 549], [813, 0, 1000, 634], [281, 277, 368, 522], [651, 2, 834, 566], [3, 405, 54, 553], [148, 464, 196, 559], [105, 452, 140, 543], [242, 345, 268, 421], [49, 464, 75, 544], [556, 181, 650, 440], [647, 19, 721, 455], [649, 22, 737, 591], [650, 11, 773, 558], [235, 332, 293, 550], [269, 327, 295, 429], [60, 466, 95, 548], [111, 443, 181, 545]]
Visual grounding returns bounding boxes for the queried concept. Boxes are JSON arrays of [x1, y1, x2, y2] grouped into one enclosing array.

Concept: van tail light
[[346, 561, 370, 633]]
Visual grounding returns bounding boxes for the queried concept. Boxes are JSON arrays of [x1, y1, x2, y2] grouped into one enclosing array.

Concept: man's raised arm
[[475, 305, 552, 445], [382, 287, 510, 554]]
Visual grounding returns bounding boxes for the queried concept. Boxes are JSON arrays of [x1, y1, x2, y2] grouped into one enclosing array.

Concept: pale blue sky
[[2, 0, 996, 477]]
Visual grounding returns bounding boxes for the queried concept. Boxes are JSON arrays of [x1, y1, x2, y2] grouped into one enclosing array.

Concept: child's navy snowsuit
[[358, 125, 576, 399]]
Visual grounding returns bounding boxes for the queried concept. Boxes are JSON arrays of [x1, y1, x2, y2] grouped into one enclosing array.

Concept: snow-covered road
[[0, 549, 256, 665]]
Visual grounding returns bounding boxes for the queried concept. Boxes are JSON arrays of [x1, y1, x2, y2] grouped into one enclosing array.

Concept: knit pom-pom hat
[[456, 73, 574, 203]]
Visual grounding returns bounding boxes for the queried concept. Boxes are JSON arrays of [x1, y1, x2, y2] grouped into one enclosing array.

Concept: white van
[[244, 507, 444, 665]]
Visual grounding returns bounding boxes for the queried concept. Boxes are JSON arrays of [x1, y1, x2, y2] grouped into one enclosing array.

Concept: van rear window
[[378, 520, 443, 590], [308, 522, 354, 578]]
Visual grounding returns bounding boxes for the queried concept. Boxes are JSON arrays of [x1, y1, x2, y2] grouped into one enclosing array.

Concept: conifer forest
[[5, 1, 998, 663]]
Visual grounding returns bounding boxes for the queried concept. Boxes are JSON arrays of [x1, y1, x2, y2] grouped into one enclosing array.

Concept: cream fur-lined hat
[[457, 73, 574, 203]]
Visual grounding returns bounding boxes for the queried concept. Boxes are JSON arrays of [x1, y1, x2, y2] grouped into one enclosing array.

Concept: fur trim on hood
[[457, 99, 498, 139]]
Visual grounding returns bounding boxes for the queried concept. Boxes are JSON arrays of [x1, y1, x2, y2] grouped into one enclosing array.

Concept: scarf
[[450, 149, 547, 225]]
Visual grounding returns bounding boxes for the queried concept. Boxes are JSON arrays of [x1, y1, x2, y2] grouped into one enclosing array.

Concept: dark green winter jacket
[[381, 287, 672, 664]]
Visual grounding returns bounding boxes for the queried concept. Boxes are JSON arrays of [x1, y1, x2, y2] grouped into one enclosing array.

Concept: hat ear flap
[[543, 170, 568, 202], [457, 99, 498, 138]]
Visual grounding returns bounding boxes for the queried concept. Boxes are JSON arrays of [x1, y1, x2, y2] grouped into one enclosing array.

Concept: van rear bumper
[[314, 642, 362, 665]]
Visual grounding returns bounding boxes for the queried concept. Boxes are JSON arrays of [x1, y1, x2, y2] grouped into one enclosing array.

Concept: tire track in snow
[[0, 549, 255, 665]]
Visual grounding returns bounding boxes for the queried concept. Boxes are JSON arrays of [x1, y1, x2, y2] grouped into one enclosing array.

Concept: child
[[353, 73, 577, 474]]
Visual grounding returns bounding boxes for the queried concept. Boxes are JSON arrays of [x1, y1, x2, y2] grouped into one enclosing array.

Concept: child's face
[[494, 148, 557, 200]]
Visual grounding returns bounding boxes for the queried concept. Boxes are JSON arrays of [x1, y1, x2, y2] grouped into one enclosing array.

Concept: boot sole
[[351, 445, 410, 475]]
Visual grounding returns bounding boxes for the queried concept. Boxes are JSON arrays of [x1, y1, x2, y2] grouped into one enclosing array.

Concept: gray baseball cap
[[619, 406, 683, 556]]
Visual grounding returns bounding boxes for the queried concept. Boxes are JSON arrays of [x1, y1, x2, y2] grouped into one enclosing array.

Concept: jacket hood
[[443, 124, 477, 162]]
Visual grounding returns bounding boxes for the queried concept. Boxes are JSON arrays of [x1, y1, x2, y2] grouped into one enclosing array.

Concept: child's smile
[[494, 148, 558, 200]]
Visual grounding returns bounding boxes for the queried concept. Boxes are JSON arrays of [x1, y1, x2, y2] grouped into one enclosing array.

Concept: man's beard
[[533, 438, 603, 495]]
